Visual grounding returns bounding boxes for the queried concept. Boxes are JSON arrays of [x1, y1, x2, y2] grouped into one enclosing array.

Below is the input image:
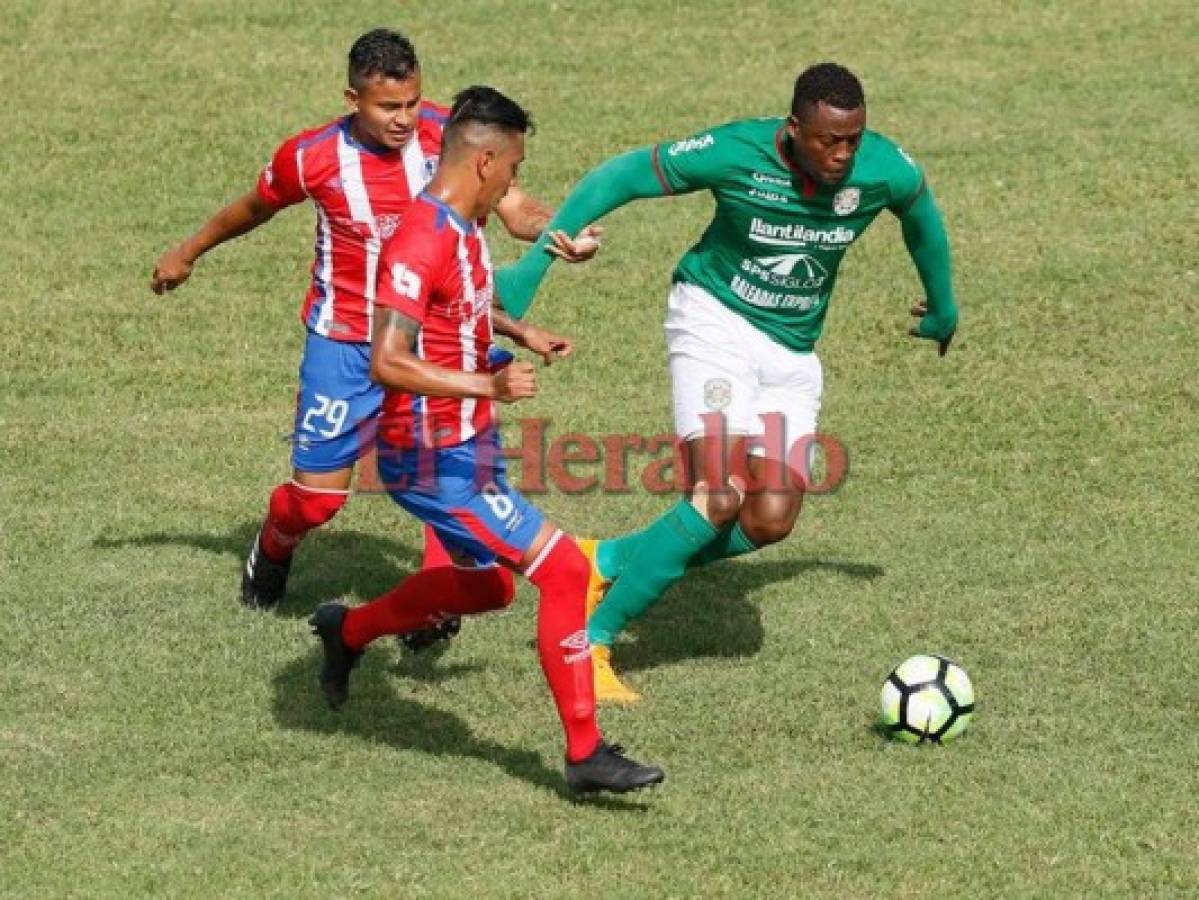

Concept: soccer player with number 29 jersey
[[498, 64, 960, 703], [308, 87, 664, 796], [150, 29, 600, 614]]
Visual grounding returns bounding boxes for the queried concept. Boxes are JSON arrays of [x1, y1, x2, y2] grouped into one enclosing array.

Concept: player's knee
[[526, 534, 590, 597], [489, 566, 517, 610], [556, 541, 591, 593], [741, 515, 795, 548], [271, 482, 349, 530], [464, 566, 516, 613], [739, 484, 803, 547], [297, 488, 348, 529], [692, 480, 745, 529]]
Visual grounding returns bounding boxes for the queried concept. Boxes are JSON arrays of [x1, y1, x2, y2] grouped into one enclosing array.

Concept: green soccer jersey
[[652, 118, 925, 352]]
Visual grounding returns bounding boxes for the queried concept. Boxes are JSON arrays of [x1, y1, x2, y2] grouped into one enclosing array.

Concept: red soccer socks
[[341, 565, 515, 649], [526, 532, 602, 762], [260, 481, 348, 561]]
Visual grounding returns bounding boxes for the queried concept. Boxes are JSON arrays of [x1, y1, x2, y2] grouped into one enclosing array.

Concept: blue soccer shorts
[[290, 336, 515, 474], [290, 331, 382, 473], [376, 428, 544, 567]]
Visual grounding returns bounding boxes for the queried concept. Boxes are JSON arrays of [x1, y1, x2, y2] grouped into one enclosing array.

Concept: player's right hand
[[492, 360, 537, 403], [908, 301, 955, 357], [151, 247, 195, 294], [546, 225, 603, 263]]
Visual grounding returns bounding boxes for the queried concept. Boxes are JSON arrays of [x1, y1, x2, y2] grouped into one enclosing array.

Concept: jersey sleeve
[[376, 226, 444, 324], [885, 142, 927, 215], [255, 136, 308, 210], [652, 126, 731, 194]]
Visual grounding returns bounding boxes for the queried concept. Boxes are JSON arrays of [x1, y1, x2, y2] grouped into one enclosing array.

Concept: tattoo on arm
[[376, 307, 421, 349], [499, 187, 554, 240], [521, 195, 554, 233]]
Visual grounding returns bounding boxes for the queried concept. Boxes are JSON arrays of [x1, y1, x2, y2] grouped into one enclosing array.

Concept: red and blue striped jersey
[[374, 194, 497, 449], [255, 102, 449, 342]]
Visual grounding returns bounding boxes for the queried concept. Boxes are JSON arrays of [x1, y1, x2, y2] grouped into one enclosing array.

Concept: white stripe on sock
[[523, 530, 564, 578]]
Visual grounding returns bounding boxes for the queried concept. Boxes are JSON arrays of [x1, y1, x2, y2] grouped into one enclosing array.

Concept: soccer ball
[[880, 654, 975, 744]]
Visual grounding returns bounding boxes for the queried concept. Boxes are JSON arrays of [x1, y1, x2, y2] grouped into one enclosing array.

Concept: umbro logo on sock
[[559, 629, 591, 664]]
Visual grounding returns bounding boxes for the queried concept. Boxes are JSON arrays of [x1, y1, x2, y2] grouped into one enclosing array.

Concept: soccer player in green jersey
[[497, 63, 958, 702]]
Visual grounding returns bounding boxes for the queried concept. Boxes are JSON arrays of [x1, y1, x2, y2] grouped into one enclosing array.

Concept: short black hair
[[445, 85, 533, 138], [348, 28, 419, 89], [791, 63, 865, 119]]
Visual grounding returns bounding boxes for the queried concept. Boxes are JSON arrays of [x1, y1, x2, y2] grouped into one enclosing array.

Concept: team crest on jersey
[[833, 188, 861, 216], [451, 286, 493, 324], [375, 214, 401, 239], [424, 155, 439, 179], [704, 378, 733, 411]]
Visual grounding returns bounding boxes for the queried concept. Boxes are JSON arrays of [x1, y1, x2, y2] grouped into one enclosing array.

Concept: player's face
[[345, 72, 423, 151], [787, 101, 866, 185], [478, 133, 525, 213]]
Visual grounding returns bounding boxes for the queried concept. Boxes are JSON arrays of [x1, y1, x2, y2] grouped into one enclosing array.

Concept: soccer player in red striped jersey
[[149, 29, 600, 613], [308, 86, 664, 795]]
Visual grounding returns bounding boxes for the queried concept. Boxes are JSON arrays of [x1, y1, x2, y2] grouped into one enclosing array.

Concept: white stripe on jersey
[[402, 135, 433, 198], [337, 136, 381, 337], [415, 329, 429, 445], [477, 232, 495, 298], [296, 146, 311, 197], [453, 227, 479, 443], [313, 205, 336, 336]]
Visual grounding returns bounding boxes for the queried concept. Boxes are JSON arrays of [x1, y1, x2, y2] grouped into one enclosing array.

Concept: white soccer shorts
[[665, 281, 822, 460]]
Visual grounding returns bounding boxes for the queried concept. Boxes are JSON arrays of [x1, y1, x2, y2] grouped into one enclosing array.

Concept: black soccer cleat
[[565, 741, 665, 795], [397, 615, 462, 654], [309, 602, 363, 710], [240, 531, 292, 610]]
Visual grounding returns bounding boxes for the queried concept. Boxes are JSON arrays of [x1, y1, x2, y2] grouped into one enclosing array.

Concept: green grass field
[[3, 1, 1197, 896]]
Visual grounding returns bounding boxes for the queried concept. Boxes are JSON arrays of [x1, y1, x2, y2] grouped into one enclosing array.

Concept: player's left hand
[[151, 246, 196, 294], [515, 324, 574, 365], [545, 225, 603, 263], [908, 302, 954, 357]]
